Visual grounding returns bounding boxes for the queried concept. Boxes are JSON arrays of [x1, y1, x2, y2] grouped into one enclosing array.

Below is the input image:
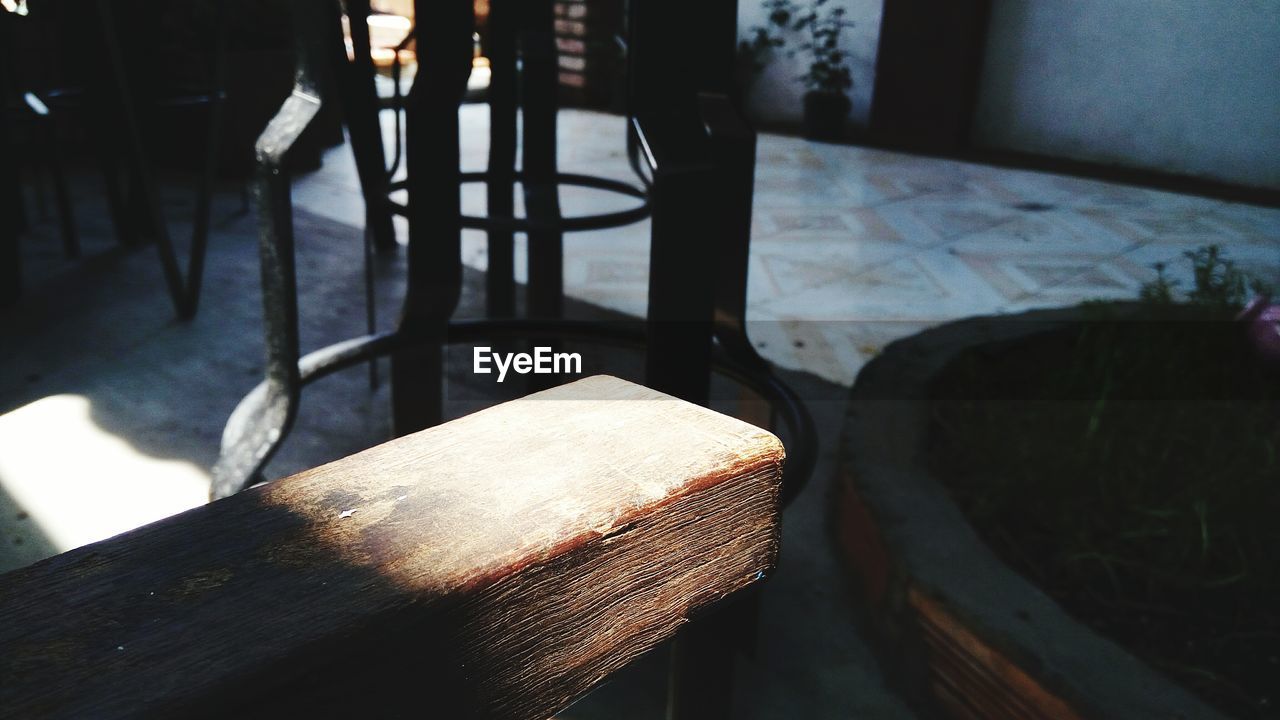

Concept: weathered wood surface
[[0, 376, 783, 718]]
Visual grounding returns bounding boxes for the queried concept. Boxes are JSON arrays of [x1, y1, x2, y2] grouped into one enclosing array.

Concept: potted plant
[[838, 245, 1279, 719], [740, 0, 855, 141], [736, 0, 790, 91], [791, 0, 855, 140]]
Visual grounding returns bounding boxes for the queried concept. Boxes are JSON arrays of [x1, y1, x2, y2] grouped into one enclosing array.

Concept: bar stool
[[214, 0, 812, 492], [214, 3, 816, 714], [1, 1, 229, 318]]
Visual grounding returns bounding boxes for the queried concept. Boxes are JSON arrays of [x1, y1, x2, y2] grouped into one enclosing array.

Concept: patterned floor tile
[[291, 107, 1280, 386], [1201, 201, 1280, 241], [871, 197, 1024, 247], [750, 248, 1008, 322], [946, 208, 1137, 255], [753, 208, 859, 237], [952, 252, 1126, 301], [748, 238, 911, 303], [1079, 207, 1237, 244]]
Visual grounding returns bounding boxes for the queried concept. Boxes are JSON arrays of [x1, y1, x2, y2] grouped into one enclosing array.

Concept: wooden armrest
[[0, 376, 783, 719]]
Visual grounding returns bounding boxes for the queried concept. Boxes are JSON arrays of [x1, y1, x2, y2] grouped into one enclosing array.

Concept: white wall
[[739, 0, 884, 128], [973, 0, 1280, 190]]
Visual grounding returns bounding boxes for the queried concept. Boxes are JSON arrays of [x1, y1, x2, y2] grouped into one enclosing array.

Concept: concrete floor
[[2, 107, 1278, 717]]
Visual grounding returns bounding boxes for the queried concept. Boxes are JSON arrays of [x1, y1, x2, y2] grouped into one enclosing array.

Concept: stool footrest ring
[[385, 172, 650, 233], [214, 319, 814, 503]]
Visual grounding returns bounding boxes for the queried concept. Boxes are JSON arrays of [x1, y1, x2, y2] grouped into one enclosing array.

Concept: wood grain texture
[[0, 376, 783, 718]]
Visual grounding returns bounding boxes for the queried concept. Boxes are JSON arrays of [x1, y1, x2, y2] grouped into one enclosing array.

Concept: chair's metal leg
[[96, 140, 131, 246], [210, 1, 336, 499], [341, 0, 393, 388], [31, 153, 49, 222], [390, 0, 473, 436], [183, 8, 228, 318], [702, 93, 762, 366], [668, 596, 759, 720], [520, 0, 563, 321], [643, 118, 717, 407], [486, 0, 517, 318], [665, 101, 771, 720], [21, 93, 79, 259], [517, 0, 563, 395], [363, 224, 379, 390], [340, 0, 398, 255], [650, 146, 730, 720], [97, 0, 192, 317], [1, 100, 21, 307], [210, 148, 305, 500], [639, 109, 736, 720], [0, 223, 17, 307], [96, 0, 226, 320], [629, 0, 773, 705], [44, 116, 80, 259]]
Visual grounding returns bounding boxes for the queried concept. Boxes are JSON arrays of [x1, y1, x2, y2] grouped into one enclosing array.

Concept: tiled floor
[[2, 106, 1277, 718], [297, 107, 1280, 387], [9, 103, 1271, 570]]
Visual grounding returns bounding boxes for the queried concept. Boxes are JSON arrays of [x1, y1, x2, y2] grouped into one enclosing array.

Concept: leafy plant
[[737, 0, 792, 78], [1139, 244, 1272, 311], [1138, 262, 1176, 305], [789, 0, 855, 94], [933, 241, 1280, 717], [739, 0, 855, 94]]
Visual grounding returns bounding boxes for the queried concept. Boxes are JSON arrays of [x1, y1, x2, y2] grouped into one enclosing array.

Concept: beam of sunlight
[[0, 395, 209, 553]]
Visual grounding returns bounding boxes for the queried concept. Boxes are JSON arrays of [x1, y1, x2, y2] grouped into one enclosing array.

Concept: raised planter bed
[[837, 306, 1233, 720]]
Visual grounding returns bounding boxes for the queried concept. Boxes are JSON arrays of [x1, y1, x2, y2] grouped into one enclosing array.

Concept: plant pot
[[837, 305, 1236, 720], [802, 90, 851, 142]]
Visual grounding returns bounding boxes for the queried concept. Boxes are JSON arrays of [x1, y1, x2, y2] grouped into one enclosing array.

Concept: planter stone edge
[[837, 305, 1229, 720]]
